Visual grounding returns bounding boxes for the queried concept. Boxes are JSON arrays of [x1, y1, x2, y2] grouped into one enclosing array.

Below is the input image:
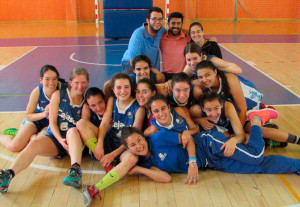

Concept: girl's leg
[[83, 150, 138, 206], [0, 123, 37, 152], [76, 119, 98, 151], [0, 135, 58, 193]]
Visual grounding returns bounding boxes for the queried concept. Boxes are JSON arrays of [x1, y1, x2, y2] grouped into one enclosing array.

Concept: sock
[[7, 169, 15, 178], [85, 137, 98, 153], [95, 169, 120, 191], [72, 162, 81, 168], [287, 134, 300, 144]]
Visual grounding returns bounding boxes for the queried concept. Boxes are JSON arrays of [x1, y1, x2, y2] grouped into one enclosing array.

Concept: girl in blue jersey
[[136, 78, 157, 128], [197, 92, 300, 148], [144, 94, 199, 148], [88, 73, 145, 169], [117, 111, 300, 185], [195, 60, 262, 126], [156, 72, 203, 116], [0, 68, 89, 193], [129, 55, 165, 85], [183, 43, 242, 81], [0, 65, 65, 152], [103, 55, 164, 97]]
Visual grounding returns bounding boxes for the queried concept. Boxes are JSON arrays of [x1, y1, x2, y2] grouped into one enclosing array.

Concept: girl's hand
[[182, 130, 192, 148], [59, 139, 69, 152], [199, 117, 215, 130], [184, 163, 199, 184], [94, 144, 104, 160], [101, 153, 115, 167], [221, 138, 237, 157]]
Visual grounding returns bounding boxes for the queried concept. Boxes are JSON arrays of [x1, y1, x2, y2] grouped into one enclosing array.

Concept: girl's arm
[[132, 106, 146, 130], [25, 87, 47, 122], [129, 166, 171, 183], [183, 65, 194, 77], [94, 96, 113, 160], [151, 68, 165, 83], [178, 133, 199, 184], [210, 57, 242, 74], [81, 103, 91, 121], [49, 90, 68, 150], [144, 125, 159, 137], [226, 73, 248, 126]]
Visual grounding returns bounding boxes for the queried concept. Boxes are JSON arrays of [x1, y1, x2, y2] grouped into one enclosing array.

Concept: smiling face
[[168, 17, 183, 36], [150, 99, 172, 126], [87, 94, 106, 116], [172, 82, 190, 104], [190, 24, 204, 44], [185, 52, 203, 70], [126, 132, 149, 156], [40, 70, 59, 95], [202, 99, 223, 123], [196, 67, 218, 89], [113, 78, 131, 101], [69, 74, 89, 96], [147, 11, 163, 33], [133, 60, 151, 81], [136, 83, 156, 107]]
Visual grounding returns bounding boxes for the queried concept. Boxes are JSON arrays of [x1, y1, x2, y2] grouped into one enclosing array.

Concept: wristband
[[189, 157, 196, 164]]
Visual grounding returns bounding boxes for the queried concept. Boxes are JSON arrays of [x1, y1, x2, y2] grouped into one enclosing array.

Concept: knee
[[124, 153, 138, 167], [8, 144, 23, 153], [66, 127, 80, 137], [76, 119, 88, 131]]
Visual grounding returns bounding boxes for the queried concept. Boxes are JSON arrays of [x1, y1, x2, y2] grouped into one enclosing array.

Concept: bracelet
[[189, 157, 196, 164]]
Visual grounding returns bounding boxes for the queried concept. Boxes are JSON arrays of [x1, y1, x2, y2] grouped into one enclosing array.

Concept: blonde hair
[[69, 67, 89, 81]]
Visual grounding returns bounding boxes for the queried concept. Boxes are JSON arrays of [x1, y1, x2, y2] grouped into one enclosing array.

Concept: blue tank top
[[90, 109, 102, 127], [111, 98, 141, 137], [47, 87, 83, 138], [206, 75, 263, 111], [151, 108, 188, 133], [35, 84, 50, 114]]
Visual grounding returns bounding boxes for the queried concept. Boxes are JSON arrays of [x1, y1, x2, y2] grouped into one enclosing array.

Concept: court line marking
[[70, 53, 121, 66], [220, 44, 300, 99], [0, 152, 106, 175], [0, 47, 37, 72], [278, 175, 300, 203]]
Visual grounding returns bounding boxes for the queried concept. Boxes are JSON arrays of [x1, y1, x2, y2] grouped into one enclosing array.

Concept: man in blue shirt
[[121, 7, 165, 72]]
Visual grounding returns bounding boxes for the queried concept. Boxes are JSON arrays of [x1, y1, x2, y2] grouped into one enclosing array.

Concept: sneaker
[[104, 164, 113, 174], [82, 184, 102, 207], [0, 170, 13, 194], [2, 128, 18, 136], [263, 123, 288, 148], [63, 165, 82, 188], [247, 108, 279, 125]]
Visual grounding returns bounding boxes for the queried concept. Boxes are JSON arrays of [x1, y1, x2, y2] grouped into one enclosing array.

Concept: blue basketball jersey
[[207, 75, 263, 111], [151, 108, 188, 133], [90, 109, 102, 127], [202, 100, 231, 133], [35, 84, 50, 114], [111, 98, 140, 137], [47, 87, 83, 138], [142, 130, 206, 173]]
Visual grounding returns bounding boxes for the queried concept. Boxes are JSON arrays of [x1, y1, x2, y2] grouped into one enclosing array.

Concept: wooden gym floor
[[0, 21, 300, 207]]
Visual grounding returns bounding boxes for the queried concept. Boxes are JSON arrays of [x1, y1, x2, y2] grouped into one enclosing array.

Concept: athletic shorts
[[22, 118, 49, 132]]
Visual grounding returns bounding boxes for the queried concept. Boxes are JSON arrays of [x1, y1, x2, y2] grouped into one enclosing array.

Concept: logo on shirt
[[158, 153, 167, 161], [176, 117, 183, 124], [62, 99, 67, 102], [60, 122, 69, 131], [127, 111, 133, 119]]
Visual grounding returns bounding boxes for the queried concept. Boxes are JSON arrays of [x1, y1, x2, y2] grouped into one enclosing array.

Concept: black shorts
[[46, 133, 68, 158]]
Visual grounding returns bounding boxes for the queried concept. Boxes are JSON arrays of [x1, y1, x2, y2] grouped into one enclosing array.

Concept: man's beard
[[169, 28, 181, 36], [149, 23, 160, 33]]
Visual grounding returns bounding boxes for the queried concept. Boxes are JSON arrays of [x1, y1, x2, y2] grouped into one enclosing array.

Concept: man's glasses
[[150, 17, 163, 22]]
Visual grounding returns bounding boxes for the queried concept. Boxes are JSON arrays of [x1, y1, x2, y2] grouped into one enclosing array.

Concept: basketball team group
[[0, 7, 299, 207]]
